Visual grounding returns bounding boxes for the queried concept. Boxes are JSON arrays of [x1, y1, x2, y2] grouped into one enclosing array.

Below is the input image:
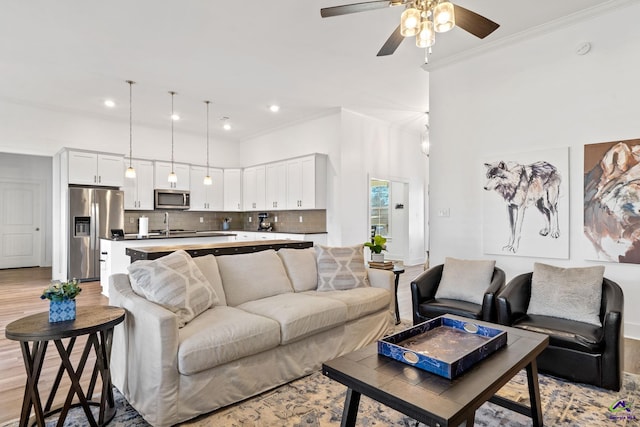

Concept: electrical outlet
[[299, 216, 303, 223], [274, 216, 278, 222], [199, 217, 204, 223], [129, 217, 134, 224], [249, 217, 252, 222]]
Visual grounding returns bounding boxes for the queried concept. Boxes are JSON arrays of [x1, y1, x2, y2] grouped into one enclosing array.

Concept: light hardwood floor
[[0, 266, 637, 423]]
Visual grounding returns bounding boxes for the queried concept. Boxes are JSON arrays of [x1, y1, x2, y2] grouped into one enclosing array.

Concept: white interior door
[[0, 182, 42, 268]]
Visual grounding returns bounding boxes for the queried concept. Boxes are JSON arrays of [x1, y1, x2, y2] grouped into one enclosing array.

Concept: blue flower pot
[[49, 299, 76, 323]]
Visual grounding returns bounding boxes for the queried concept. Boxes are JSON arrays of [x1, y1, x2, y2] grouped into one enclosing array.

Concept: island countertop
[[126, 239, 314, 262]]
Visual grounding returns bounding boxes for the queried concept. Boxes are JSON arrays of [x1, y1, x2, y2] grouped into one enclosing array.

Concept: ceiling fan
[[320, 0, 500, 57]]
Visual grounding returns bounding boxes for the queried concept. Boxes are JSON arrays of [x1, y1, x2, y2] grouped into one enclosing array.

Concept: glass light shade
[[125, 166, 136, 179], [168, 171, 178, 183], [400, 8, 421, 37], [416, 20, 435, 48], [434, 1, 455, 33], [203, 175, 213, 185]]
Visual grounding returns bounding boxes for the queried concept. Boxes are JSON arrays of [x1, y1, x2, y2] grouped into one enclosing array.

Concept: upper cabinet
[[154, 162, 190, 191], [189, 166, 224, 211], [68, 151, 124, 187], [265, 161, 287, 210], [223, 169, 242, 211], [123, 159, 154, 210], [242, 165, 266, 211], [286, 154, 327, 210]]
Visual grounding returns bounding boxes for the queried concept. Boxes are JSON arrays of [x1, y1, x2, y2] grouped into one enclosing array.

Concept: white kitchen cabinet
[[154, 162, 190, 190], [286, 154, 327, 209], [265, 161, 287, 210], [242, 165, 266, 211], [68, 151, 124, 187], [123, 159, 154, 210], [189, 166, 224, 211], [223, 168, 243, 211]]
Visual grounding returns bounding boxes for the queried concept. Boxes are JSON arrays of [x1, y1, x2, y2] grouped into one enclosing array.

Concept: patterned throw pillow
[[127, 250, 219, 327], [315, 245, 368, 291]]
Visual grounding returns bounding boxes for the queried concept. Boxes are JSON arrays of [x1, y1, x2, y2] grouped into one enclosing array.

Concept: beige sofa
[[109, 247, 394, 426]]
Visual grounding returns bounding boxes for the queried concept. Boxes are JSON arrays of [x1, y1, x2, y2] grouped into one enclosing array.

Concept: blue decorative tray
[[378, 315, 507, 379]]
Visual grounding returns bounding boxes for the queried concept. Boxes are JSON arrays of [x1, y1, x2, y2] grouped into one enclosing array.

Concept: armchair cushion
[[528, 263, 604, 327], [434, 257, 496, 305]]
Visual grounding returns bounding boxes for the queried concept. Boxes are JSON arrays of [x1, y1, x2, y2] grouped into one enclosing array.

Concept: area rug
[[3, 320, 638, 426]]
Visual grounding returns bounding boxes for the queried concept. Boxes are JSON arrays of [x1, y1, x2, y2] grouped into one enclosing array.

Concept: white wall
[[239, 109, 428, 265], [429, 3, 640, 337], [0, 153, 52, 266]]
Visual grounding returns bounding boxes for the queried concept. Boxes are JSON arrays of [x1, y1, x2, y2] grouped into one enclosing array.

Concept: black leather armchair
[[410, 264, 506, 324], [497, 273, 624, 391]]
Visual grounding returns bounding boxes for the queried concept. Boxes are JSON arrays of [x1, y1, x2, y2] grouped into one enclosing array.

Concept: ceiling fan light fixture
[[400, 7, 421, 37], [433, 1, 455, 33], [416, 20, 435, 48]]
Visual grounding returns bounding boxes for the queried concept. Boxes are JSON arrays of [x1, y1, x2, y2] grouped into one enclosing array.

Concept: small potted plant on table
[[364, 234, 387, 262], [41, 279, 82, 323]]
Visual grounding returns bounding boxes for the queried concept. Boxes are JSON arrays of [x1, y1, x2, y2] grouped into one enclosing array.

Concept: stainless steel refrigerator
[[69, 187, 124, 281]]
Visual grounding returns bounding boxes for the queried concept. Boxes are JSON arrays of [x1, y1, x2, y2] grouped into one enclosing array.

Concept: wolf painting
[[484, 160, 562, 253]]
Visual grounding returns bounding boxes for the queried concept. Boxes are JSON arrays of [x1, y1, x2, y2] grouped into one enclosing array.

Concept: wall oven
[[154, 189, 190, 210]]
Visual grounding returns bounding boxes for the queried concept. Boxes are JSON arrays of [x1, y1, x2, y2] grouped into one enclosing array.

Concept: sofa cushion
[[192, 255, 227, 306], [316, 245, 368, 291], [277, 248, 318, 292], [216, 250, 294, 307], [302, 287, 390, 321], [127, 250, 219, 328], [527, 263, 604, 327], [237, 293, 347, 345], [177, 305, 281, 375], [434, 257, 496, 305]]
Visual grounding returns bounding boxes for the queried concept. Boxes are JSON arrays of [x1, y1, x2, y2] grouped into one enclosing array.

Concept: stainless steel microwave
[[154, 189, 190, 210]]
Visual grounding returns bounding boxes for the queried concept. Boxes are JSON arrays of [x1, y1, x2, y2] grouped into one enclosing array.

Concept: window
[[370, 178, 390, 238]]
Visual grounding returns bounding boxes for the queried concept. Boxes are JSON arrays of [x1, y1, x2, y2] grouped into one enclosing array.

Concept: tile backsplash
[[124, 210, 326, 234]]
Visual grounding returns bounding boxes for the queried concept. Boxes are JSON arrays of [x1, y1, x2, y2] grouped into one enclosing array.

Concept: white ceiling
[[0, 0, 613, 142]]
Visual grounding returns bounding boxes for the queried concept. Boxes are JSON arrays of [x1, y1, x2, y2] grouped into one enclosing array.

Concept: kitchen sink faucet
[[164, 212, 170, 235]]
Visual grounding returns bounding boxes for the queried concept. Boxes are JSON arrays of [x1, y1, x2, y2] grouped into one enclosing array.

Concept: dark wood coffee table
[[322, 315, 549, 427]]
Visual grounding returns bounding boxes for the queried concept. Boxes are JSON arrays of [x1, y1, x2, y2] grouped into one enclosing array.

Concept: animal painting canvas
[[584, 139, 640, 263], [482, 147, 569, 259]]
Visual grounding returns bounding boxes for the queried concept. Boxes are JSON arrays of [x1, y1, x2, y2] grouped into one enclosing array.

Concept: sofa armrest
[[410, 264, 444, 301], [367, 267, 395, 315], [496, 272, 532, 326], [109, 274, 181, 422], [601, 278, 624, 390]]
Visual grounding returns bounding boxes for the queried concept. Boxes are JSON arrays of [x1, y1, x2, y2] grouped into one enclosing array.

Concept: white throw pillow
[[192, 255, 227, 306], [527, 263, 604, 327], [277, 248, 318, 292], [315, 245, 368, 291], [434, 257, 496, 305], [127, 250, 219, 327], [216, 250, 294, 306]]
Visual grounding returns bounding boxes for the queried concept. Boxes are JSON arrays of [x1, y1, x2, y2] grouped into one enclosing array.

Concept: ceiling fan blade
[[453, 4, 500, 39], [321, 1, 393, 18], [377, 25, 403, 56]]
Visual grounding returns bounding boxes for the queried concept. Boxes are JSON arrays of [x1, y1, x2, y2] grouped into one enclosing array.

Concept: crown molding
[[422, 0, 636, 72]]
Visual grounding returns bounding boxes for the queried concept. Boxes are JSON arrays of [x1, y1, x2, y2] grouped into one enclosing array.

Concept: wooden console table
[[126, 239, 313, 262], [5, 306, 125, 427]]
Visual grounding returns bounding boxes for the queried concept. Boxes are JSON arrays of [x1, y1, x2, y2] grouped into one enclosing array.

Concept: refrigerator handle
[[90, 202, 97, 250]]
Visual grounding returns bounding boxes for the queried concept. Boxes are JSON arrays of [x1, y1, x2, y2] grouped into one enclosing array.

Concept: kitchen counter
[[119, 231, 237, 240], [126, 239, 313, 262]]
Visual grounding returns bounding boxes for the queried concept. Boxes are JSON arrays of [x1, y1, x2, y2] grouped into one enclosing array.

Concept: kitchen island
[[99, 232, 236, 297], [126, 239, 313, 262]]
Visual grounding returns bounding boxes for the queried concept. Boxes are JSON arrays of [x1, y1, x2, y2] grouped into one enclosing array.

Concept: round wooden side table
[[5, 305, 125, 427]]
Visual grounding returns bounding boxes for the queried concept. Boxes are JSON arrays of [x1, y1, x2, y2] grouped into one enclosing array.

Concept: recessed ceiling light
[[222, 117, 231, 130], [171, 114, 180, 121], [269, 104, 280, 113], [104, 99, 115, 108]]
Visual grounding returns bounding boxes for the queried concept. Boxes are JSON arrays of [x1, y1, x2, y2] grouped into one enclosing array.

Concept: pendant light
[[125, 80, 136, 179], [203, 100, 213, 185], [168, 91, 178, 183]]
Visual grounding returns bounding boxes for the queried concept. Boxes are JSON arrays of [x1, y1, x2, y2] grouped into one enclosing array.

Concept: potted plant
[[41, 279, 82, 323], [364, 235, 387, 262]]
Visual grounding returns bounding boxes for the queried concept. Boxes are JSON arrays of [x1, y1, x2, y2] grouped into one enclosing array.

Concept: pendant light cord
[[127, 80, 135, 167], [170, 91, 175, 173], [205, 100, 210, 175]]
